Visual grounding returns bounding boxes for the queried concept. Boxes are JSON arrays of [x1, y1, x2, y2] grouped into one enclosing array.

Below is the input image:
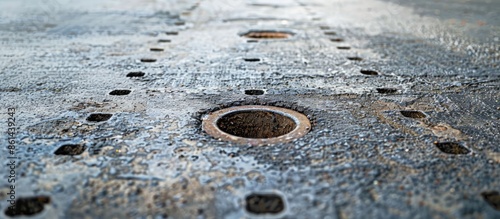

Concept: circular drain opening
[[203, 105, 310, 146]]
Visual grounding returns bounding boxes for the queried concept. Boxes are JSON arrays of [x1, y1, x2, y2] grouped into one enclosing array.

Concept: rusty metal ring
[[202, 105, 311, 146]]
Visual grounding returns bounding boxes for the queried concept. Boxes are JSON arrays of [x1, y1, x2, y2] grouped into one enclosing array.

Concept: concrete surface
[[0, 0, 499, 218]]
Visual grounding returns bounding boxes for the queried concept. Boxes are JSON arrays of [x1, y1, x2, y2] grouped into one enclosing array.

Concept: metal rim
[[202, 105, 311, 146]]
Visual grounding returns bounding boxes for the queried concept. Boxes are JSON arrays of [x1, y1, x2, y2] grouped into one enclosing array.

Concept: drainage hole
[[109, 89, 131, 95], [150, 48, 164, 52], [244, 89, 265, 95], [400, 110, 426, 119], [330, 38, 344, 42], [482, 191, 500, 211], [246, 193, 285, 215], [244, 58, 260, 62], [126, 72, 145, 77], [54, 144, 86, 155], [247, 40, 259, 43], [140, 58, 157, 63], [216, 110, 296, 138], [158, 39, 171, 43], [165, 31, 178, 35], [324, 31, 336, 35], [360, 70, 379, 75], [376, 88, 398, 94], [347, 57, 363, 61], [4, 196, 51, 217], [86, 113, 113, 122], [242, 31, 292, 39], [337, 46, 351, 50], [434, 142, 470, 154]]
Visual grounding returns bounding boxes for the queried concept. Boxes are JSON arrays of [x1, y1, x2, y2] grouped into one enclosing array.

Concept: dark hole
[[174, 21, 185, 26], [216, 110, 296, 138], [360, 70, 379, 75], [244, 58, 260, 62], [434, 142, 470, 155], [247, 40, 259, 43], [150, 48, 164, 52], [319, 26, 330, 30], [245, 90, 265, 95], [126, 72, 145, 77], [4, 196, 51, 217], [400, 110, 426, 119], [86, 113, 113, 122], [109, 89, 131, 95], [242, 31, 292, 39], [482, 191, 500, 211], [140, 58, 157, 63], [245, 193, 285, 214], [330, 38, 344, 42], [376, 88, 398, 94], [165, 31, 178, 35], [158, 39, 171, 43], [324, 31, 336, 35], [54, 144, 86, 155], [337, 46, 351, 50], [347, 57, 363, 61]]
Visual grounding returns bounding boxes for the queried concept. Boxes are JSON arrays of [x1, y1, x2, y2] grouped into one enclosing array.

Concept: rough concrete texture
[[0, 0, 499, 218]]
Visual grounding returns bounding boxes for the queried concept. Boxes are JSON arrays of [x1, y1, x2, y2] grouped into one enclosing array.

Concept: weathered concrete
[[0, 0, 499, 218]]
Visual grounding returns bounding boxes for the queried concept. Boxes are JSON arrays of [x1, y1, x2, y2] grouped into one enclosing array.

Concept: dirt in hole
[[245, 193, 285, 214], [244, 58, 260, 62], [330, 38, 344, 42], [434, 142, 470, 154], [54, 144, 86, 155], [400, 110, 426, 118], [109, 90, 131, 95], [360, 70, 379, 75], [245, 90, 264, 95], [243, 31, 291, 39], [347, 57, 363, 61], [86, 113, 113, 122], [140, 58, 157, 63], [217, 111, 296, 138], [126, 72, 145, 77], [4, 196, 51, 217], [482, 191, 500, 211], [376, 88, 398, 94]]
